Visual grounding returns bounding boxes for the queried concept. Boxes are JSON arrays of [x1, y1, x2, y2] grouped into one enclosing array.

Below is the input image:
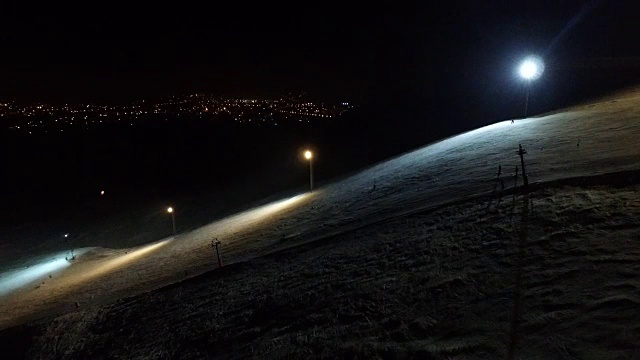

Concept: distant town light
[[100, 190, 105, 195]]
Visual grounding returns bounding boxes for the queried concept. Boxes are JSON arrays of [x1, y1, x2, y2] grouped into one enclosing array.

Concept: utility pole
[[211, 238, 222, 268], [517, 144, 529, 191]]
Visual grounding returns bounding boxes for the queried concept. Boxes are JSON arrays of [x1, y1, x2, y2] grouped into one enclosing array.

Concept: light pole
[[524, 79, 531, 117], [304, 150, 314, 191], [211, 238, 222, 268], [167, 207, 176, 235], [64, 233, 75, 261], [518, 56, 544, 118]]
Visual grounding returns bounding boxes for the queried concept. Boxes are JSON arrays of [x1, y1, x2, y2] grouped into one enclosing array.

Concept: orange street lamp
[[304, 150, 314, 191], [167, 207, 176, 235]]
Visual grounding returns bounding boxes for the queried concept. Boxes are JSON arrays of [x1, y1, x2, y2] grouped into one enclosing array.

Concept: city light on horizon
[[4, 95, 355, 134]]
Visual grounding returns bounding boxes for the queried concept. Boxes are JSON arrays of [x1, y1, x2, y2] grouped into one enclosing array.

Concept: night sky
[[2, 0, 640, 225], [2, 1, 639, 119]]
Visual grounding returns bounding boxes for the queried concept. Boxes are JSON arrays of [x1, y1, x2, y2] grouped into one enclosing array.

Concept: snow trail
[[2, 90, 640, 329]]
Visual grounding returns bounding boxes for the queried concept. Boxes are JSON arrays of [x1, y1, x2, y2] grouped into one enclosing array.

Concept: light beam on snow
[[245, 194, 308, 220], [75, 240, 171, 282], [214, 193, 311, 230], [0, 253, 71, 297]]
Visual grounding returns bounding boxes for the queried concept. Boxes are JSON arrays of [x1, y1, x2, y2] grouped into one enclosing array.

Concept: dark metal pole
[[216, 243, 222, 268], [517, 144, 529, 190], [524, 81, 531, 118], [65, 234, 75, 261], [212, 239, 222, 268], [171, 212, 176, 235], [309, 157, 314, 192]]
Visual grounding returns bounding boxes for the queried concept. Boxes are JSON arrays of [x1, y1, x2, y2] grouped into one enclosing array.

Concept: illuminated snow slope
[[2, 89, 640, 329]]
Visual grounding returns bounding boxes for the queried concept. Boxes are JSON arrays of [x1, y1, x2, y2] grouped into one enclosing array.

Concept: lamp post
[[518, 56, 544, 118], [304, 150, 314, 191], [64, 233, 75, 261], [167, 207, 176, 235]]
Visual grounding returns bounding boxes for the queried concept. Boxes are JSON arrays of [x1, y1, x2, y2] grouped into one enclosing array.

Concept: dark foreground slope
[[3, 172, 639, 359]]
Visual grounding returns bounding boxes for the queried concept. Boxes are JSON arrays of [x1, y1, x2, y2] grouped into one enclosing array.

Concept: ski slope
[[2, 89, 640, 329]]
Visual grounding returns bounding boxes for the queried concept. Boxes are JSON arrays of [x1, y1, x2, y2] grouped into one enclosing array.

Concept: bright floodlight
[[519, 61, 537, 79], [64, 234, 68, 238], [304, 150, 312, 160], [167, 207, 173, 213], [100, 190, 105, 195], [518, 56, 544, 80]]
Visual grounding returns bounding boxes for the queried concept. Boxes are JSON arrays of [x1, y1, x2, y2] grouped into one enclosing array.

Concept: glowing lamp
[[518, 56, 544, 81]]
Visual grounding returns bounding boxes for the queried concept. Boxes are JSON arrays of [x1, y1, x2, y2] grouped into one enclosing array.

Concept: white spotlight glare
[[518, 56, 544, 81]]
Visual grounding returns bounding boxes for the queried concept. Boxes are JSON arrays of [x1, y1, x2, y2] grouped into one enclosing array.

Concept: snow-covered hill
[[2, 89, 640, 329]]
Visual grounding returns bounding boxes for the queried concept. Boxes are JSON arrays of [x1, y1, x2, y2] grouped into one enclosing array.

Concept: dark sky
[[2, 1, 640, 117]]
